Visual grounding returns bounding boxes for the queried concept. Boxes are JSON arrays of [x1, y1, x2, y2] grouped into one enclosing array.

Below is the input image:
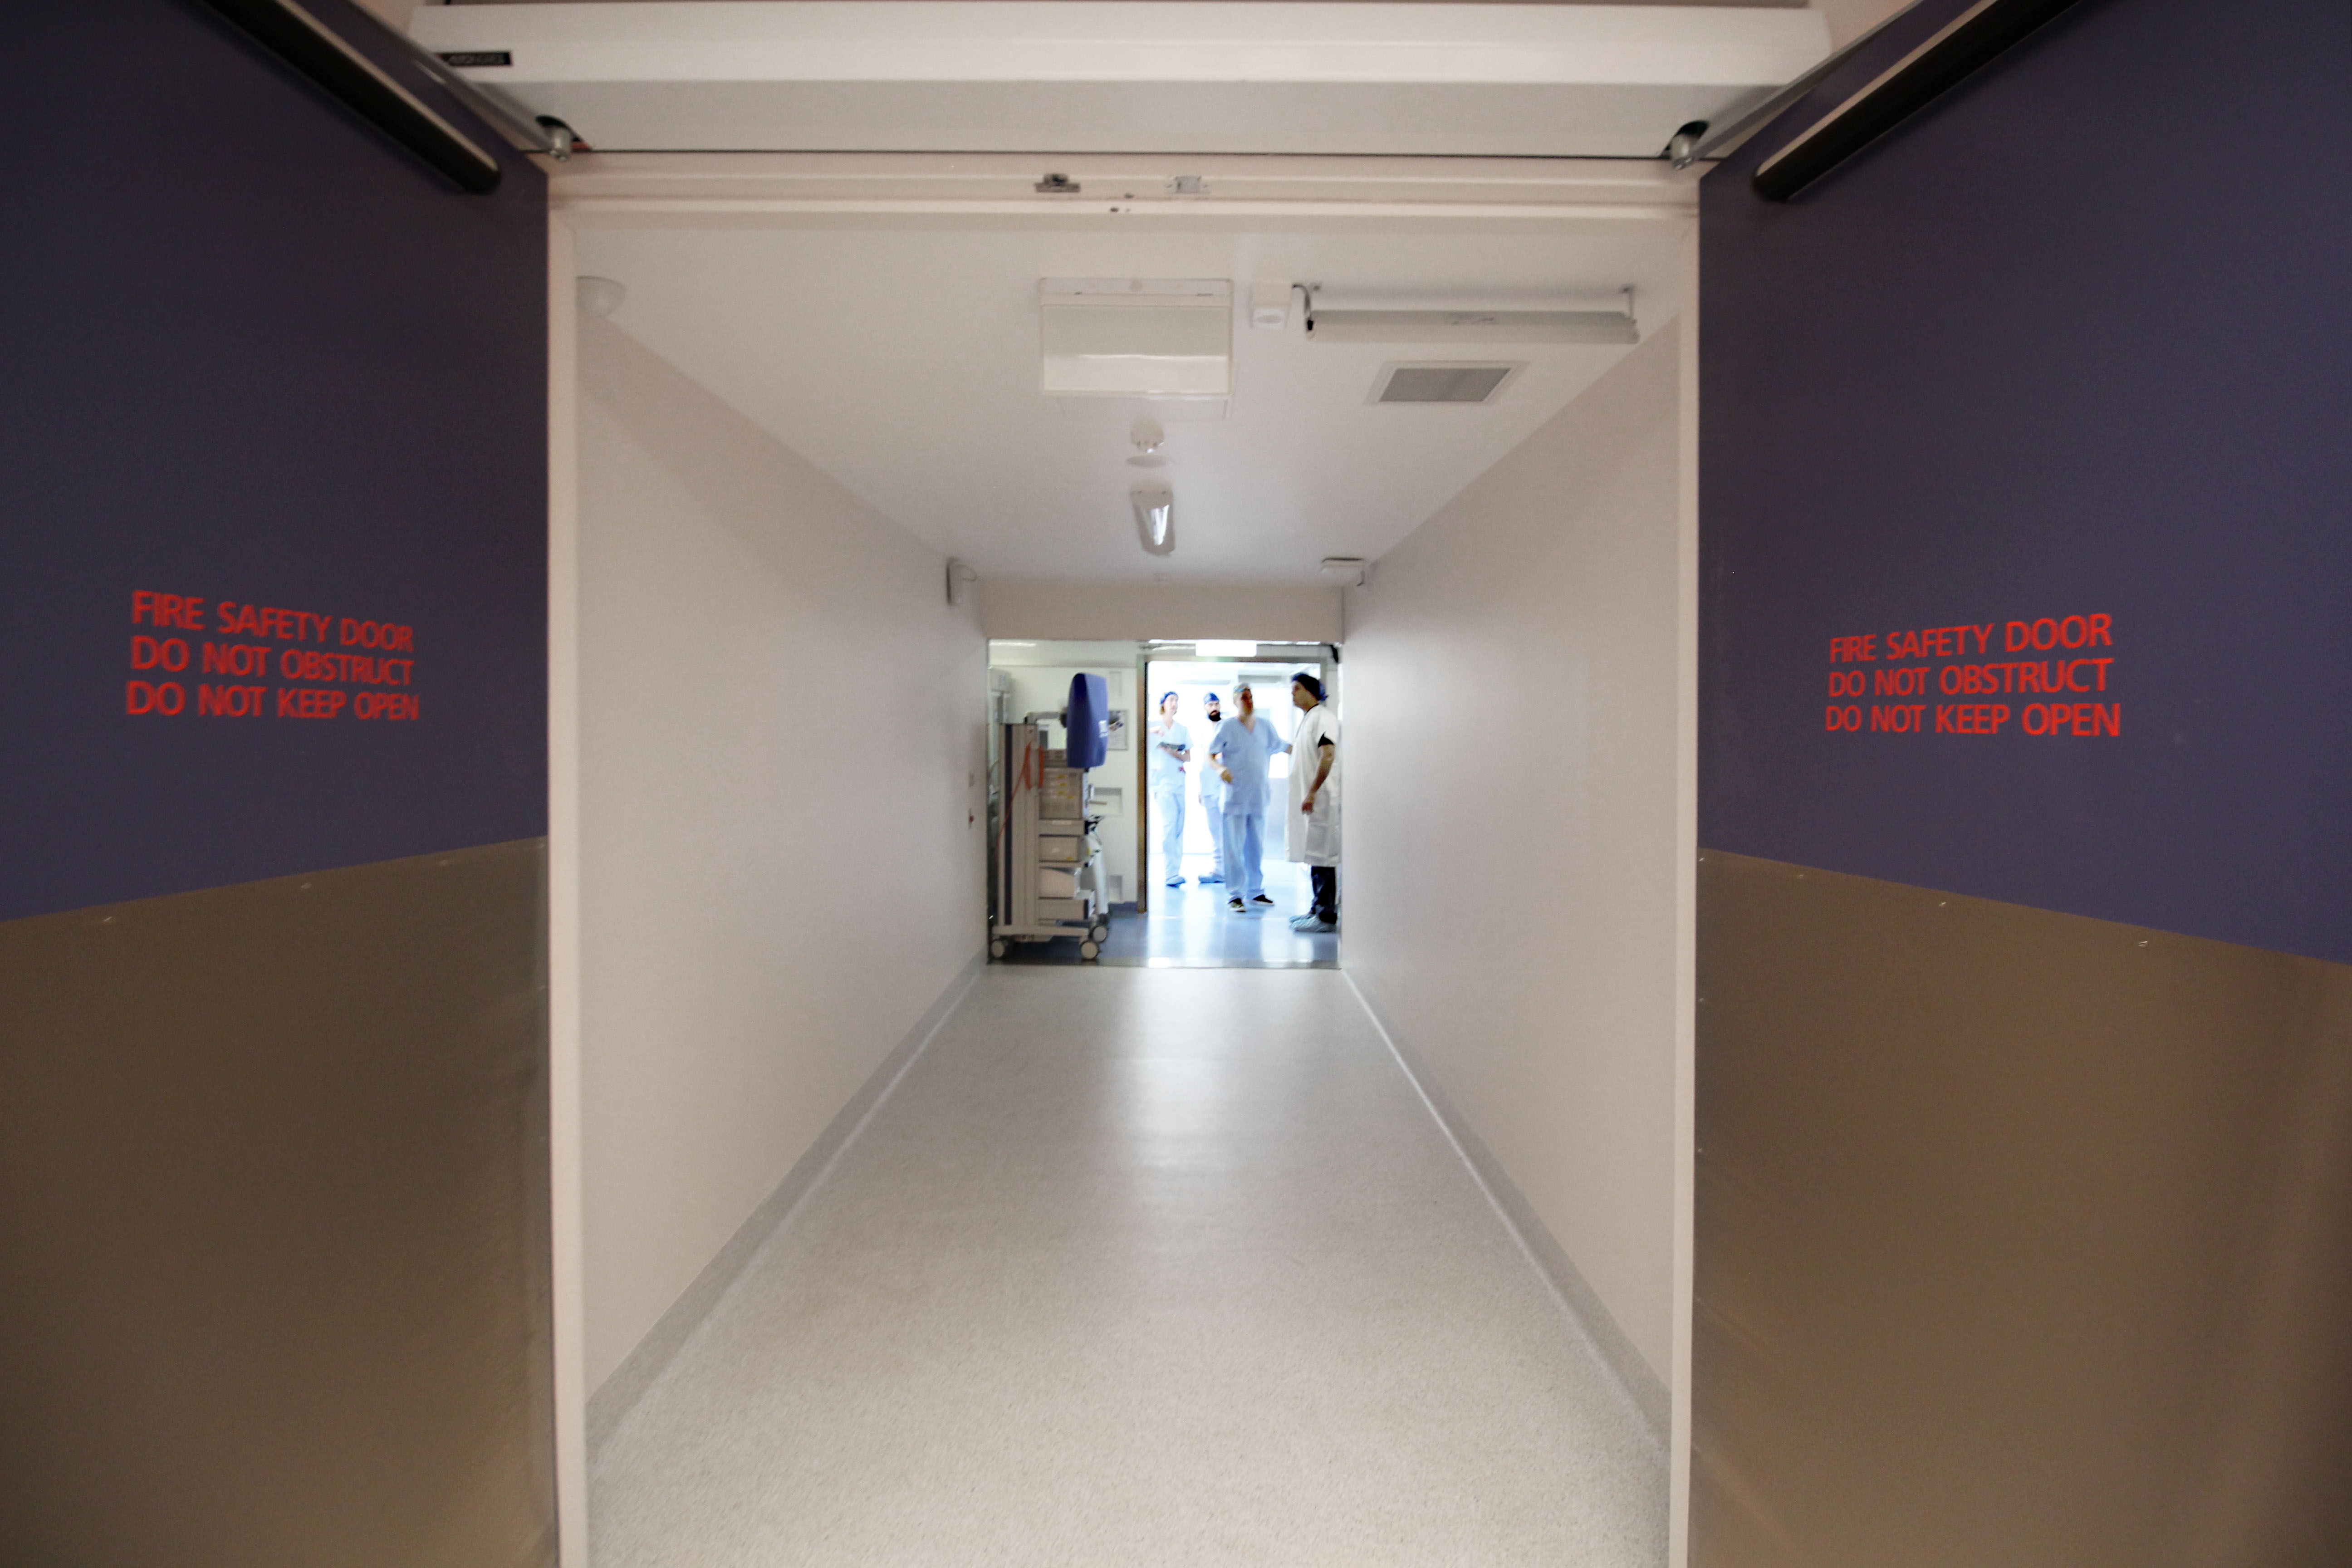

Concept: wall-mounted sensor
[[577, 276, 627, 317], [1320, 556, 1371, 588], [946, 558, 979, 606], [1132, 485, 1176, 556]]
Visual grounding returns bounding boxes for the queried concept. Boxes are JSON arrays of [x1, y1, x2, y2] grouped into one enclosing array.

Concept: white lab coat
[[1284, 702, 1339, 865]]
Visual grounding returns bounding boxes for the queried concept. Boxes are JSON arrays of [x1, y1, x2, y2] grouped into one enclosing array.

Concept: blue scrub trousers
[[1221, 807, 1266, 900], [1153, 785, 1186, 876]]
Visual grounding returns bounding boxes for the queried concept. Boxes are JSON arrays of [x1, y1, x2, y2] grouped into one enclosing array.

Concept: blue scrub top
[[1147, 720, 1190, 792], [1209, 714, 1288, 813]]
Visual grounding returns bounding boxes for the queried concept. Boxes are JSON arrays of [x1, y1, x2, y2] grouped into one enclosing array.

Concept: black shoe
[[1250, 894, 1274, 906], [1228, 897, 1245, 912]]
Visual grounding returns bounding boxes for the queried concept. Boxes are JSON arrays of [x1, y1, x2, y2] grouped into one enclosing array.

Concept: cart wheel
[[989, 938, 1007, 960], [1089, 922, 1110, 944], [1078, 939, 1100, 960]]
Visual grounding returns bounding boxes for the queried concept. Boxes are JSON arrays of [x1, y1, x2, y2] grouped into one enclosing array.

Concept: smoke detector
[[1367, 362, 1525, 405]]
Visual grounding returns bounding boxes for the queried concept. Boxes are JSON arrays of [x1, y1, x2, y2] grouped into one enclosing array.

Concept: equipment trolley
[[989, 720, 1112, 960]]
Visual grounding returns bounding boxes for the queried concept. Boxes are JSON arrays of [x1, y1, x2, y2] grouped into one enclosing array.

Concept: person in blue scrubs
[[1195, 691, 1228, 885], [1207, 682, 1290, 912], [1147, 691, 1191, 887]]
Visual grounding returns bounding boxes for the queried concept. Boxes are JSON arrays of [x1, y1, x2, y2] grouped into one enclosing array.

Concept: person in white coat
[[1285, 673, 1339, 931], [1147, 691, 1191, 887]]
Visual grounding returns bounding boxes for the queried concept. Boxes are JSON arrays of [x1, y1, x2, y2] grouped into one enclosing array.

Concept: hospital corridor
[[11, 3, 2352, 1568]]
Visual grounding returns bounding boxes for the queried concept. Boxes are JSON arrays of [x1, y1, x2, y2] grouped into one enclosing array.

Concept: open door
[[3, 6, 558, 1564], [1693, 1, 2352, 1563]]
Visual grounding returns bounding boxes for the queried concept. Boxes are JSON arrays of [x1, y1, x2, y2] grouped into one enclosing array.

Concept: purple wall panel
[[1, 0, 547, 921], [1699, 0, 2352, 963]]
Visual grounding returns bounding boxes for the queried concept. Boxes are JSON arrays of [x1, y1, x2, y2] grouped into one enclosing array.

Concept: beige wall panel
[[576, 315, 987, 1396], [0, 843, 555, 1568], [1342, 321, 1686, 1391], [1695, 851, 2352, 1567]]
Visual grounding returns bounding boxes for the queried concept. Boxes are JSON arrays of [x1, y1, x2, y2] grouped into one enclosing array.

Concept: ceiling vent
[[1369, 363, 1524, 405]]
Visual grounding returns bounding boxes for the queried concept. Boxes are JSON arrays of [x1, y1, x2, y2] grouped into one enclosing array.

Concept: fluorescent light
[[1194, 641, 1257, 659], [1309, 309, 1635, 345], [1303, 288, 1637, 345], [1132, 485, 1176, 556]]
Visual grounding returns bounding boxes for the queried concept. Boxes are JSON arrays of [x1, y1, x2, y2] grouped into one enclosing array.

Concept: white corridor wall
[[574, 313, 986, 1401], [1342, 319, 1688, 1404]]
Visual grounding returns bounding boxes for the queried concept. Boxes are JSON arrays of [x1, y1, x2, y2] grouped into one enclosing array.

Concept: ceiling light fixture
[[1303, 287, 1637, 345], [1132, 485, 1176, 556]]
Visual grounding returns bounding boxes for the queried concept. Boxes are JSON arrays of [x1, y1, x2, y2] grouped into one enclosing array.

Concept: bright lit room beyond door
[[989, 639, 1339, 967]]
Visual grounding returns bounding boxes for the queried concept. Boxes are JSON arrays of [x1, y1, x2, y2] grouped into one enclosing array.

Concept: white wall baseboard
[[1344, 968, 1671, 1449], [585, 951, 985, 1456]]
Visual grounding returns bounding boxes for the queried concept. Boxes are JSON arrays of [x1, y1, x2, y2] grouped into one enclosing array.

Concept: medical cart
[[988, 720, 1112, 960]]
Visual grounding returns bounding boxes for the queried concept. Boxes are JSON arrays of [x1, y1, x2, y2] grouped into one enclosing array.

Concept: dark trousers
[[1310, 865, 1338, 922]]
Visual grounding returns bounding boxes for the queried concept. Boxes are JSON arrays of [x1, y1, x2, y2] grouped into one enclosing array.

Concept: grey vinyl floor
[[1000, 858, 1340, 969], [588, 967, 1667, 1567]]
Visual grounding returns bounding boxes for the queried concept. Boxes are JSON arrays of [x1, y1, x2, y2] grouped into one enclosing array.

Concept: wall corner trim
[[1342, 969, 1671, 1448], [584, 949, 986, 1455]]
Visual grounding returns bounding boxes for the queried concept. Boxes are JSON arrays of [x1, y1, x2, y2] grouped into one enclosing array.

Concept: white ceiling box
[[411, 3, 1831, 157], [1041, 280, 1232, 398]]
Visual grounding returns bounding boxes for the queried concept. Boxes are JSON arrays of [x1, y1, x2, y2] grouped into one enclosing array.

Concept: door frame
[[543, 152, 1701, 1568]]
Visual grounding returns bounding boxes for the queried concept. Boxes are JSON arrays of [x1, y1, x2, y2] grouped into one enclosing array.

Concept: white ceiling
[[578, 221, 1682, 582]]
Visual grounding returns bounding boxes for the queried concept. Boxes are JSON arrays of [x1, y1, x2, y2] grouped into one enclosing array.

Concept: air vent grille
[[1372, 363, 1519, 404]]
